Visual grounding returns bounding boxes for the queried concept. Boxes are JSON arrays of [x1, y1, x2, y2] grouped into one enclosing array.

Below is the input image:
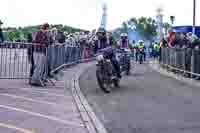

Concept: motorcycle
[[96, 54, 120, 93], [116, 48, 131, 75], [138, 48, 144, 64]]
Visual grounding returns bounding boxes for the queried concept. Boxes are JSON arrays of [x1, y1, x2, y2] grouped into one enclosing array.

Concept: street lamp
[[156, 7, 163, 41], [192, 0, 196, 34]]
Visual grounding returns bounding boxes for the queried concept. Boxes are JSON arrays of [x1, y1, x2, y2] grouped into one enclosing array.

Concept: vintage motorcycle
[[96, 54, 120, 93], [138, 48, 144, 64], [116, 48, 131, 75]]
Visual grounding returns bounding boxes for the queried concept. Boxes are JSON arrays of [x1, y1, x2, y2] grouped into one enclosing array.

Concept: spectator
[[56, 28, 65, 43], [169, 32, 176, 48], [160, 38, 168, 48], [186, 32, 200, 48], [50, 27, 58, 43], [30, 23, 51, 86], [94, 28, 107, 53], [0, 20, 4, 43], [27, 32, 34, 83]]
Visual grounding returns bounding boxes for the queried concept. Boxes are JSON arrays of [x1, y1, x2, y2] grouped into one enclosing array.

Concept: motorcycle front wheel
[[96, 68, 111, 93]]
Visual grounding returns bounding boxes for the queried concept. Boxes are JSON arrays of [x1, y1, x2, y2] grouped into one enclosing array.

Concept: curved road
[[79, 63, 200, 133]]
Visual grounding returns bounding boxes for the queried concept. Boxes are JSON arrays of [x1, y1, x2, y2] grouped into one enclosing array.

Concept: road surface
[[0, 66, 89, 133], [79, 63, 200, 133]]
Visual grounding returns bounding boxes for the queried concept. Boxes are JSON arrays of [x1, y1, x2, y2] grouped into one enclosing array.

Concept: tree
[[8, 30, 20, 41], [163, 22, 171, 34], [170, 16, 175, 25], [3, 24, 88, 41], [121, 22, 128, 33], [112, 28, 121, 40], [127, 17, 157, 41], [112, 17, 158, 41]]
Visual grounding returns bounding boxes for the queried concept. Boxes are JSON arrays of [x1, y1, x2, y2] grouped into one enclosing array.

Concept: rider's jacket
[[153, 43, 160, 51], [102, 46, 115, 59], [138, 44, 145, 49], [120, 39, 129, 48]]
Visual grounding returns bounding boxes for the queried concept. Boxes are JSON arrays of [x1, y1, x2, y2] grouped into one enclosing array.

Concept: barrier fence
[[160, 47, 200, 79], [0, 42, 88, 79]]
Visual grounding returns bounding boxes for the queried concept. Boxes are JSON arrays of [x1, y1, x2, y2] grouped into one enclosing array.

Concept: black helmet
[[96, 28, 106, 38], [97, 28, 106, 34]]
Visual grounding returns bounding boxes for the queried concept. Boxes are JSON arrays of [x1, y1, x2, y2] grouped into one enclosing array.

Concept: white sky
[[0, 0, 199, 30]]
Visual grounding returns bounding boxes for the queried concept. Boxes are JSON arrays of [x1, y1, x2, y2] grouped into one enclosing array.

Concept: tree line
[[3, 24, 88, 42], [113, 16, 174, 41]]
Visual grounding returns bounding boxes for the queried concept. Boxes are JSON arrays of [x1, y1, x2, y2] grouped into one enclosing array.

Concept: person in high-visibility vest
[[149, 42, 154, 58], [137, 40, 146, 61], [153, 42, 160, 58], [138, 40, 145, 49]]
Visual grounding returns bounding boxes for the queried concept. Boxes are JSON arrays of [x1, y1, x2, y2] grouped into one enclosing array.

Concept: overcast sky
[[0, 0, 199, 30]]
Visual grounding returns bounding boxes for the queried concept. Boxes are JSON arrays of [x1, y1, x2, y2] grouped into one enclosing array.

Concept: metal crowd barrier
[[160, 47, 200, 79], [0, 42, 30, 79], [0, 42, 87, 79]]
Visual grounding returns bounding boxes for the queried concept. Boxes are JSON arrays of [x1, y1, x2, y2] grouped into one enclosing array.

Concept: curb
[[69, 62, 108, 133], [148, 62, 200, 88], [51, 57, 96, 74]]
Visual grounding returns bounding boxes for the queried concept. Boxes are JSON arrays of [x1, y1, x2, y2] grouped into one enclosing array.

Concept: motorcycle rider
[[118, 32, 131, 73], [94, 28, 108, 54], [149, 42, 154, 58], [96, 28, 121, 79], [138, 40, 146, 61], [134, 43, 139, 61], [120, 33, 129, 49], [131, 40, 136, 59], [153, 42, 160, 58]]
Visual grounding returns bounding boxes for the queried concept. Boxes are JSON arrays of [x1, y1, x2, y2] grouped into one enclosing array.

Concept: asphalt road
[[0, 67, 88, 133], [79, 62, 200, 133]]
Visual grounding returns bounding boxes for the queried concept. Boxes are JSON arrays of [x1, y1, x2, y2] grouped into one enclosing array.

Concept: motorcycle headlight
[[124, 48, 131, 52], [96, 54, 104, 62], [106, 59, 111, 63]]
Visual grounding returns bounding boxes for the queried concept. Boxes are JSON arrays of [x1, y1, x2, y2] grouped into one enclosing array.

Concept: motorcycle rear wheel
[[139, 55, 143, 64], [126, 62, 131, 75]]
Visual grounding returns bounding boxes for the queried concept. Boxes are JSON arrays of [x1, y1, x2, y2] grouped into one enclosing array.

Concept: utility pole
[[156, 7, 163, 41], [192, 0, 196, 34]]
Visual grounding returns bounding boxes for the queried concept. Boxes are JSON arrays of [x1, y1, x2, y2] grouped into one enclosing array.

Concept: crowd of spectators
[[28, 23, 114, 86], [0, 21, 115, 86], [161, 30, 200, 49]]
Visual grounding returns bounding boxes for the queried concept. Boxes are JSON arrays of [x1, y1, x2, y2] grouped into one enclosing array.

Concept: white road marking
[[0, 122, 35, 133], [54, 81, 65, 83], [20, 88, 66, 97], [0, 93, 62, 107], [0, 105, 84, 127]]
